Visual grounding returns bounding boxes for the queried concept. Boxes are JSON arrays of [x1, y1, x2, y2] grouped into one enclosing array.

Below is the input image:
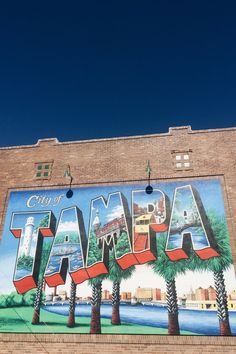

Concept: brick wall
[[0, 126, 236, 353], [0, 333, 236, 354]]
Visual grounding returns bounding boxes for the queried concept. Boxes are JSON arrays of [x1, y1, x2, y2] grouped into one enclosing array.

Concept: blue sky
[[0, 1, 236, 147]]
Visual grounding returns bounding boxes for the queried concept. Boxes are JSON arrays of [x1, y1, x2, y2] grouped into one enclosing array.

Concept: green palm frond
[[88, 273, 108, 286], [108, 249, 135, 283], [149, 210, 232, 279], [149, 233, 188, 281]]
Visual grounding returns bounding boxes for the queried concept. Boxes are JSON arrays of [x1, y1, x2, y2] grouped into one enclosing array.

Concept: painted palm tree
[[89, 276, 106, 334], [149, 233, 188, 335], [109, 250, 135, 325], [32, 238, 52, 324], [67, 279, 77, 327], [188, 211, 232, 336], [86, 226, 108, 333], [31, 280, 44, 324]]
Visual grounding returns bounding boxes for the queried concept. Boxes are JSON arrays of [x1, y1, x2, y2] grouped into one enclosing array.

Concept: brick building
[[120, 292, 132, 300], [195, 287, 209, 301], [0, 125, 236, 353], [102, 290, 110, 300], [152, 288, 161, 301], [208, 286, 216, 301]]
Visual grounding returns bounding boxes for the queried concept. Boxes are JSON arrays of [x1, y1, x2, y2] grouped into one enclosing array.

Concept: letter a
[[165, 185, 220, 261], [44, 206, 88, 287]]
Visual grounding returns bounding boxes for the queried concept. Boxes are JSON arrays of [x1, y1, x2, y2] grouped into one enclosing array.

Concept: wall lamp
[[145, 160, 153, 194], [64, 165, 74, 198]]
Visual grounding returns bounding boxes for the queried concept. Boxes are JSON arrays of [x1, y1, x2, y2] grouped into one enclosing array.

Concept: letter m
[[86, 192, 137, 279]]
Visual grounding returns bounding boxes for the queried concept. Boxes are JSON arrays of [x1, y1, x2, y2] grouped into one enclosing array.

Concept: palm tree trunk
[[90, 282, 102, 334], [67, 279, 77, 328], [213, 270, 231, 335], [166, 279, 180, 335], [32, 281, 44, 325], [111, 281, 121, 325]]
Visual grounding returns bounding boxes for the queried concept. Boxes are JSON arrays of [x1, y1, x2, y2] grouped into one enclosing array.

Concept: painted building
[[195, 287, 209, 301], [229, 290, 236, 300], [152, 288, 161, 301], [102, 290, 110, 300], [120, 292, 132, 300], [0, 126, 236, 353], [22, 216, 34, 256], [135, 287, 153, 301], [208, 286, 216, 301]]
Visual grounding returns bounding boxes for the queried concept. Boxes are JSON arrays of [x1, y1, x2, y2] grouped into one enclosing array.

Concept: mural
[[0, 178, 236, 335]]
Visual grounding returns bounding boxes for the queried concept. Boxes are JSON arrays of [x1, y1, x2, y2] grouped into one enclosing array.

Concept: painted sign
[[0, 179, 236, 336]]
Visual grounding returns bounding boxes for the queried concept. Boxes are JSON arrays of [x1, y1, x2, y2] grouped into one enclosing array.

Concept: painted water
[[43, 303, 236, 335]]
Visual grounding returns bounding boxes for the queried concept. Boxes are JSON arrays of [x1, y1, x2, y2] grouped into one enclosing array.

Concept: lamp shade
[[64, 165, 71, 178]]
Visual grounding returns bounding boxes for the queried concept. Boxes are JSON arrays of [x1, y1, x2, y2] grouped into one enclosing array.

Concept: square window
[[35, 162, 52, 179], [173, 151, 192, 170]]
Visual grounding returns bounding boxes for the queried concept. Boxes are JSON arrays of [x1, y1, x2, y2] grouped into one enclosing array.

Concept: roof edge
[[0, 125, 236, 150]]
